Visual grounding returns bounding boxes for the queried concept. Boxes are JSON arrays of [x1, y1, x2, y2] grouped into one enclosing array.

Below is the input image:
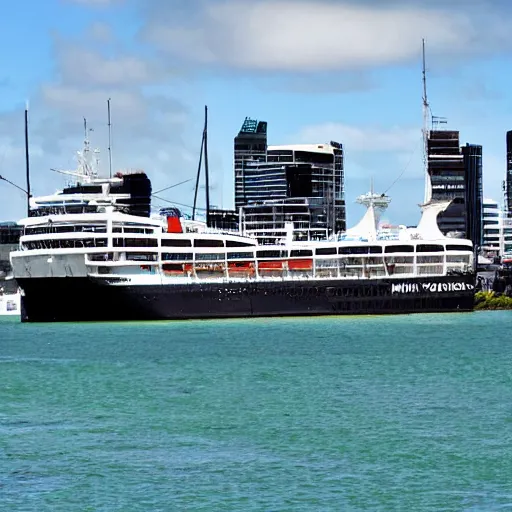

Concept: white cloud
[[41, 85, 147, 120], [56, 45, 165, 87], [87, 21, 115, 43], [295, 122, 422, 152], [144, 0, 505, 72]]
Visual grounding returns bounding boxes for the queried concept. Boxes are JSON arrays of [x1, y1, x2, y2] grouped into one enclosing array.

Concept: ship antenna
[[192, 111, 206, 221], [107, 98, 113, 178], [204, 105, 210, 227], [192, 105, 210, 225], [24, 101, 31, 217], [422, 38, 432, 204]]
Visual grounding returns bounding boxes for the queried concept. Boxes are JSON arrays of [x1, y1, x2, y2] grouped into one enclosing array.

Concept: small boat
[[0, 290, 21, 316]]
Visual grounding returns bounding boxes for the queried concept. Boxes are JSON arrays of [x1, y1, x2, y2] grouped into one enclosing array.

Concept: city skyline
[[1, 0, 512, 226]]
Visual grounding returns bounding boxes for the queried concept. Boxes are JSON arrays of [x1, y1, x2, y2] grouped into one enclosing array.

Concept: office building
[[214, 118, 346, 242], [428, 130, 465, 234], [462, 143, 483, 249], [506, 131, 512, 216], [234, 117, 268, 209], [426, 131, 483, 248], [481, 199, 501, 255]]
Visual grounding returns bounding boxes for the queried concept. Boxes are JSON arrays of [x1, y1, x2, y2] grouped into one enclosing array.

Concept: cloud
[[0, 21, 199, 222], [142, 0, 509, 72], [41, 86, 147, 118], [86, 21, 115, 43], [295, 122, 422, 153], [55, 43, 167, 87], [261, 71, 376, 94]]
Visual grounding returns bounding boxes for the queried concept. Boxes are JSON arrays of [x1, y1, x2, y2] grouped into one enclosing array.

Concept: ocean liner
[[9, 136, 475, 322]]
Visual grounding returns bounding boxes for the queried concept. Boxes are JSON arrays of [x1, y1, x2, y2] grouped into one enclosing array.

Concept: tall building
[[481, 198, 502, 255], [427, 130, 465, 234], [426, 131, 483, 248], [237, 142, 345, 242], [506, 131, 512, 216], [462, 143, 483, 249], [234, 117, 268, 209], [214, 117, 346, 242]]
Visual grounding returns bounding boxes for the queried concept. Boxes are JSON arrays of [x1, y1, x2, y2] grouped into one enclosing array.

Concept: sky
[[1, 0, 512, 227]]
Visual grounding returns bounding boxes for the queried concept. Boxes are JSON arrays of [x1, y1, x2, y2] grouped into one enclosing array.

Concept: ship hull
[[17, 274, 475, 322]]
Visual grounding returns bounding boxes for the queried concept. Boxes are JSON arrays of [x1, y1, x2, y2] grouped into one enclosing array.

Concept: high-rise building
[[237, 142, 345, 242], [505, 131, 512, 216], [234, 117, 268, 209], [427, 130, 465, 234], [481, 198, 501, 255], [214, 118, 346, 242], [426, 131, 483, 248], [462, 143, 483, 249]]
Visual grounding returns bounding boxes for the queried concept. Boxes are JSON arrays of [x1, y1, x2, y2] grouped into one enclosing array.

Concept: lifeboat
[[288, 259, 313, 271], [162, 263, 185, 275], [228, 261, 253, 270], [194, 263, 225, 272], [228, 262, 255, 275], [258, 260, 284, 270]]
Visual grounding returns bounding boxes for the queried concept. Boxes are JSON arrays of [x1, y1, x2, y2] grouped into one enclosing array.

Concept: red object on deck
[[228, 261, 251, 269], [228, 261, 255, 272], [167, 216, 183, 234], [258, 260, 283, 270], [288, 259, 313, 270]]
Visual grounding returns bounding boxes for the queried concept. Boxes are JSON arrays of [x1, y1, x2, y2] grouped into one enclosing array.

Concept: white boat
[[0, 289, 20, 316]]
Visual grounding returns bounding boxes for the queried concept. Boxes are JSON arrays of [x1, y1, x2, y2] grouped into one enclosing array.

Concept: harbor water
[[2, 312, 512, 511]]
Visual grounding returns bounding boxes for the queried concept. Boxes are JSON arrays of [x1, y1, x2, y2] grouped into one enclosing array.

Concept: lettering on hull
[[391, 281, 474, 294]]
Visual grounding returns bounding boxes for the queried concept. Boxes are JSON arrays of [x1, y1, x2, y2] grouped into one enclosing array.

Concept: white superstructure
[[11, 180, 474, 287]]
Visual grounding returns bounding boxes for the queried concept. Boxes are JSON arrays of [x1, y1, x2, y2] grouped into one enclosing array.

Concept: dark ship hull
[[18, 274, 475, 322]]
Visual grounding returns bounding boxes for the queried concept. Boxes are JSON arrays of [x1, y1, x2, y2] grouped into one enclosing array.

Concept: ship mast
[[107, 98, 113, 179], [24, 101, 31, 217], [192, 106, 210, 225], [422, 39, 432, 205]]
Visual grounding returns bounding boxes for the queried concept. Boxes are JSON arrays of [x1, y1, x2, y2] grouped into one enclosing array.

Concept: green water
[[2, 312, 512, 511]]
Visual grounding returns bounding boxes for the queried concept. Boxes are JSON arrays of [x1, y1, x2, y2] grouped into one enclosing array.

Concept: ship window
[[290, 249, 313, 257], [161, 252, 192, 261], [446, 244, 473, 252], [256, 250, 285, 258], [81, 225, 107, 233], [126, 252, 157, 261], [124, 227, 146, 234], [162, 238, 192, 247], [417, 244, 444, 252], [316, 247, 337, 255], [339, 246, 367, 255], [112, 227, 122, 233], [368, 246, 382, 254], [226, 240, 255, 247], [124, 238, 158, 247], [54, 225, 75, 233], [195, 252, 225, 260], [194, 239, 224, 247], [25, 226, 49, 235], [227, 252, 254, 259], [384, 245, 414, 253]]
